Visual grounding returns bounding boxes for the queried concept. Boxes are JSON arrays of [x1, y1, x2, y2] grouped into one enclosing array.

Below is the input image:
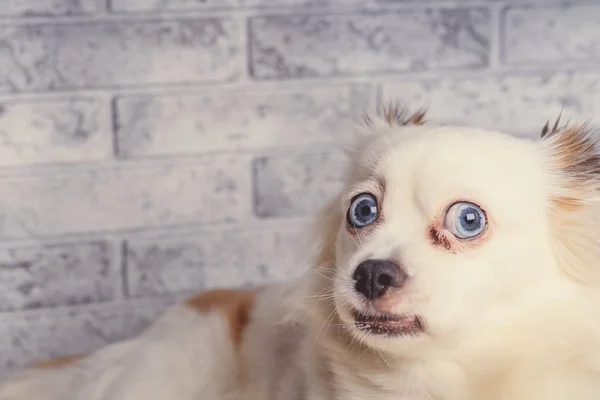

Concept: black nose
[[352, 259, 408, 300]]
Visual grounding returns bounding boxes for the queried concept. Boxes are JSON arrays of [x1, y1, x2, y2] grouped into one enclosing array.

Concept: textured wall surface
[[1, 0, 599, 377]]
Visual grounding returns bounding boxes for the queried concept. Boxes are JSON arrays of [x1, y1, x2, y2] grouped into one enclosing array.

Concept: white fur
[[2, 114, 600, 400]]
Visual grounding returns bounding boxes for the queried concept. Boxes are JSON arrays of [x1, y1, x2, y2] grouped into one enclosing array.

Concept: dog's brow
[[348, 176, 386, 201]]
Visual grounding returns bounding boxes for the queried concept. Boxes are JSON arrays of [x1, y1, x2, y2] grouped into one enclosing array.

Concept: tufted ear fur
[[541, 112, 569, 138], [542, 117, 600, 283], [542, 120, 600, 208], [362, 102, 426, 129]]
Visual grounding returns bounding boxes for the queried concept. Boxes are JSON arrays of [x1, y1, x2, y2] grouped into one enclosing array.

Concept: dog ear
[[542, 119, 600, 283], [362, 102, 426, 129], [542, 121, 600, 208]]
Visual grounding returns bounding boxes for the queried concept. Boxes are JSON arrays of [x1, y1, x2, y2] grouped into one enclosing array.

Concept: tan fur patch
[[33, 353, 87, 369], [186, 289, 256, 346], [552, 196, 582, 213], [363, 102, 426, 128], [543, 122, 600, 211]]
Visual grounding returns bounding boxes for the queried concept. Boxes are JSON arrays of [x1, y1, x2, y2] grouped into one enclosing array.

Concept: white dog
[[2, 105, 600, 400]]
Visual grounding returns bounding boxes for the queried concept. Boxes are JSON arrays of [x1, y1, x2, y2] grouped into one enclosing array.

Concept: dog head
[[310, 104, 600, 357]]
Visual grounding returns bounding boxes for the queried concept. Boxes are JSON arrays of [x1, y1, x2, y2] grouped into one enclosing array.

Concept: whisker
[[376, 350, 398, 373], [291, 293, 336, 301], [352, 344, 371, 366], [308, 307, 338, 357]]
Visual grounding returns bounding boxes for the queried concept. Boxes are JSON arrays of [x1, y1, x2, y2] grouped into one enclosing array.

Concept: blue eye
[[444, 202, 487, 239], [347, 194, 378, 228]]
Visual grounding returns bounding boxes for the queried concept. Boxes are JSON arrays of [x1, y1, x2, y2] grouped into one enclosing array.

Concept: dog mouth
[[353, 311, 424, 337]]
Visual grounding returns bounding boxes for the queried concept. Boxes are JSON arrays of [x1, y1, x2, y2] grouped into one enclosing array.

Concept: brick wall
[[0, 0, 599, 377]]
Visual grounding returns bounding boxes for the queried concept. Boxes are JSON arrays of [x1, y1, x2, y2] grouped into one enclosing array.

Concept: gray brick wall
[[0, 0, 598, 377]]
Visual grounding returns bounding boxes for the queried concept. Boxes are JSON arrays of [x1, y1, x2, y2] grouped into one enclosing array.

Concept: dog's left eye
[[444, 202, 486, 239], [347, 193, 378, 228]]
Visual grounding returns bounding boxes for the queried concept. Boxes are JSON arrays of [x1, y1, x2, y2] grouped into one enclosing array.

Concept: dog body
[[0, 284, 311, 400], [3, 108, 600, 400]]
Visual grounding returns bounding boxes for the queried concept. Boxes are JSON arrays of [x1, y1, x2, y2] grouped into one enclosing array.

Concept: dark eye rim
[[346, 192, 379, 229], [444, 200, 488, 240]]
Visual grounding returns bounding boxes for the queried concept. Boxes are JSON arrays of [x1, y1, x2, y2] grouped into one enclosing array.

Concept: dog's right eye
[[347, 193, 378, 228], [444, 202, 487, 239]]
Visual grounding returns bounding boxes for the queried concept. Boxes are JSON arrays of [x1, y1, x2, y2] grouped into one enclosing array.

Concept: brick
[[247, 0, 477, 4], [0, 156, 251, 239], [0, 19, 239, 93], [249, 8, 489, 79], [111, 0, 236, 12], [246, 0, 454, 5], [1, 0, 102, 16], [125, 228, 303, 297], [0, 300, 173, 378], [381, 71, 600, 137], [110, 0, 436, 12], [504, 5, 600, 64], [245, 0, 351, 5], [254, 151, 346, 218], [115, 85, 371, 158], [0, 97, 111, 166], [0, 241, 118, 312]]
